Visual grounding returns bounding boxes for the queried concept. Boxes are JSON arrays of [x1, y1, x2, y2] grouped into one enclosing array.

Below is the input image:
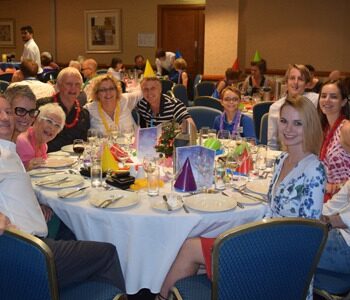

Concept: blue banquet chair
[[187, 106, 221, 129], [314, 269, 350, 300], [193, 96, 223, 111], [161, 79, 174, 95], [0, 72, 13, 82], [194, 81, 216, 99], [259, 112, 269, 145], [171, 218, 328, 300], [172, 83, 189, 106], [252, 101, 273, 142], [0, 79, 9, 93], [0, 228, 125, 300]]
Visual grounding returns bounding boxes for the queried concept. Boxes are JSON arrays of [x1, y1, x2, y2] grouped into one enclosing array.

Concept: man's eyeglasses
[[14, 107, 40, 118], [39, 116, 63, 130], [97, 87, 116, 93]]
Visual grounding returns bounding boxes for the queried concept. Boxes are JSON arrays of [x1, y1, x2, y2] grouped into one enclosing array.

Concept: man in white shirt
[[20, 25, 42, 74], [267, 64, 319, 150], [0, 94, 125, 291], [155, 49, 175, 77]]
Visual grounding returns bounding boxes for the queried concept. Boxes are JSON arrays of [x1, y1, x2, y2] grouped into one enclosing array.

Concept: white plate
[[246, 179, 270, 196], [236, 193, 263, 205], [48, 151, 70, 157], [61, 144, 74, 154], [152, 197, 183, 212], [89, 190, 139, 209], [57, 188, 88, 200], [43, 157, 76, 168], [184, 194, 237, 212], [35, 174, 84, 189], [28, 168, 65, 177]]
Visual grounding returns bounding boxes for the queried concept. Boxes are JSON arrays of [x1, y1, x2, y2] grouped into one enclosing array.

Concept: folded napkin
[[101, 145, 119, 172], [110, 144, 133, 163]]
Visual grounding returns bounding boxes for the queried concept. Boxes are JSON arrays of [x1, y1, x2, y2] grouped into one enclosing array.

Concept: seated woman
[[158, 95, 326, 300], [318, 79, 350, 202], [16, 103, 65, 170], [212, 86, 256, 139], [241, 59, 274, 98], [107, 57, 125, 81], [212, 67, 242, 98], [84, 74, 143, 135], [171, 58, 189, 88]]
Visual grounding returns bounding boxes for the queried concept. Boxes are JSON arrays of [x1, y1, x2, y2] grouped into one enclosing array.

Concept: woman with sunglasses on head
[[84, 74, 142, 135], [318, 79, 350, 202], [212, 86, 256, 139], [4, 85, 39, 142], [16, 103, 65, 170]]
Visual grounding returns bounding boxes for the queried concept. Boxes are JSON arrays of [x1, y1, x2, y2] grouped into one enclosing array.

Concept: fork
[[178, 196, 190, 213], [221, 191, 245, 209]]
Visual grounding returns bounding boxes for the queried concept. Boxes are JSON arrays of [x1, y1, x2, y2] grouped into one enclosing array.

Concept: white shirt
[[85, 89, 143, 135], [267, 92, 319, 150], [10, 79, 55, 100], [21, 38, 42, 74], [155, 52, 175, 75], [0, 139, 47, 237], [323, 180, 350, 246]]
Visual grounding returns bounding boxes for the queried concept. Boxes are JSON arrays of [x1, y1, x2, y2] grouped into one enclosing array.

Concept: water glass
[[147, 166, 160, 196], [199, 127, 210, 145], [90, 159, 103, 188], [256, 145, 267, 170], [214, 160, 226, 190]]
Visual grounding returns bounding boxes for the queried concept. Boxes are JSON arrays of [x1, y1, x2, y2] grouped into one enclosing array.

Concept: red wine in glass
[[73, 145, 85, 154]]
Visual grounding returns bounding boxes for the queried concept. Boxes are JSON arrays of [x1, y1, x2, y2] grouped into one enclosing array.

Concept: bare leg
[[159, 238, 205, 298]]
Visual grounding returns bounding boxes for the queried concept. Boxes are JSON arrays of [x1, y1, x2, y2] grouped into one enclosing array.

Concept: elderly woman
[[4, 85, 39, 142], [212, 86, 256, 139], [16, 103, 65, 170], [157, 96, 326, 300], [84, 74, 143, 135], [318, 79, 350, 201]]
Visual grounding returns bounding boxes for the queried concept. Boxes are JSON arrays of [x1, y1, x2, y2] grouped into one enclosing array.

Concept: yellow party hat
[[252, 50, 262, 62], [143, 59, 156, 78], [101, 145, 119, 172]]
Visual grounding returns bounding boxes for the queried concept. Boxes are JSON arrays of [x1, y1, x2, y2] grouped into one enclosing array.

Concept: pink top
[[16, 127, 48, 166], [323, 120, 350, 184]]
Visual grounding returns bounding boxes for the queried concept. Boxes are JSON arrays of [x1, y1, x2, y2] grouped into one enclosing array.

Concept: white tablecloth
[[34, 178, 267, 294]]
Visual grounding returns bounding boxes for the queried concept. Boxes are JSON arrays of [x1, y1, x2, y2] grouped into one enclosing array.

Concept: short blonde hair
[[38, 103, 66, 130], [280, 95, 323, 155], [285, 64, 311, 84], [56, 67, 83, 88], [91, 74, 122, 101]]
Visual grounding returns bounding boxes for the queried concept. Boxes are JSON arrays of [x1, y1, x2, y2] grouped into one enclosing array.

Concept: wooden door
[[157, 5, 205, 79]]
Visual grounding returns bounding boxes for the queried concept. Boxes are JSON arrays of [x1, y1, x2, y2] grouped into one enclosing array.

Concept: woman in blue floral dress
[[157, 95, 326, 300]]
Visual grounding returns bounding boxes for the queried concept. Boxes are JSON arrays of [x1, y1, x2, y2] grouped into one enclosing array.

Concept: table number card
[[175, 145, 215, 189], [136, 127, 159, 159]]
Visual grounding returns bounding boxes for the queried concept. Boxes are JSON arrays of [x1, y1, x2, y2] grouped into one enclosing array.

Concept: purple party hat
[[174, 157, 197, 192]]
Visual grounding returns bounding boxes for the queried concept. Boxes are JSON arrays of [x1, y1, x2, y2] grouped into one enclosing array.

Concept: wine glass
[[109, 124, 119, 144], [73, 139, 85, 169], [121, 126, 134, 153], [217, 130, 231, 151]]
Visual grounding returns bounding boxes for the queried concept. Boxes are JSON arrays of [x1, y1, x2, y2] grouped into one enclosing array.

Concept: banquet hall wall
[[0, 0, 348, 74]]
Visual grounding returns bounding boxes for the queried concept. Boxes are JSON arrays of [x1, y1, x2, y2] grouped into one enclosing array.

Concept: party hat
[[175, 50, 182, 59], [101, 145, 119, 172], [232, 58, 239, 71], [143, 59, 156, 78], [174, 157, 197, 192], [252, 50, 262, 62]]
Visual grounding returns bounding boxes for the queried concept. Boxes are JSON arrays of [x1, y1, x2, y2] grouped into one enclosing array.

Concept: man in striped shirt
[[136, 77, 194, 128]]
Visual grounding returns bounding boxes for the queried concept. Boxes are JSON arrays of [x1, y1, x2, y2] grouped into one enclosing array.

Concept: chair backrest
[[252, 101, 273, 141], [172, 83, 189, 106], [187, 106, 221, 129], [96, 69, 108, 75], [259, 112, 269, 145], [0, 228, 59, 300], [194, 81, 216, 99], [40, 69, 60, 83], [0, 72, 13, 82], [0, 80, 9, 93], [212, 218, 328, 300], [161, 79, 174, 95], [193, 96, 223, 111]]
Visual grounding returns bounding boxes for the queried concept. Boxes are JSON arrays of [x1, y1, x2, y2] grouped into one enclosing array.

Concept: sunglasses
[[14, 107, 40, 118]]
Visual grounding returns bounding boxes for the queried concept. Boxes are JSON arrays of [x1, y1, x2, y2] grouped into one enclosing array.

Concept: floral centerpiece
[[155, 121, 180, 158]]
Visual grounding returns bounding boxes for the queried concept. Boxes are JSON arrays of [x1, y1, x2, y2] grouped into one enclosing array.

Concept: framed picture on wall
[[85, 9, 122, 53], [0, 19, 15, 47]]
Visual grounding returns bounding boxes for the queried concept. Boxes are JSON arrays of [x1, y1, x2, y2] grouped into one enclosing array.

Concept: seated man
[[37, 67, 90, 152], [81, 58, 98, 101], [9, 59, 55, 99], [136, 76, 194, 128], [0, 93, 125, 291]]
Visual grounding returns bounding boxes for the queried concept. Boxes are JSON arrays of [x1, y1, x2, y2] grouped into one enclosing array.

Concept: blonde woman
[[84, 74, 143, 135]]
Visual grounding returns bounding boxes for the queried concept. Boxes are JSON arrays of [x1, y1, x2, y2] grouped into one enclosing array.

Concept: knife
[[162, 195, 172, 211], [98, 195, 124, 208], [36, 176, 69, 186], [59, 186, 89, 198]]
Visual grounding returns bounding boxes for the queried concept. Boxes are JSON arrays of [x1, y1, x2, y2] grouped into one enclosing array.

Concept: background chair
[[0, 228, 125, 300], [259, 112, 269, 145], [252, 101, 273, 142], [314, 269, 350, 300], [193, 96, 223, 111], [96, 69, 108, 75], [0, 80, 9, 93], [172, 83, 189, 106], [172, 218, 328, 300], [194, 81, 216, 99], [187, 106, 221, 129], [40, 69, 60, 83], [161, 79, 174, 95], [0, 72, 13, 82]]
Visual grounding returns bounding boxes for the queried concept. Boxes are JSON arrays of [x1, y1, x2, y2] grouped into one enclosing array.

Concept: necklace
[[54, 94, 81, 128], [97, 101, 120, 133]]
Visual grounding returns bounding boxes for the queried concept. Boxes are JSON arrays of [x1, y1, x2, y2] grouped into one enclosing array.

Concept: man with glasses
[[4, 85, 39, 142], [37, 67, 90, 152]]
